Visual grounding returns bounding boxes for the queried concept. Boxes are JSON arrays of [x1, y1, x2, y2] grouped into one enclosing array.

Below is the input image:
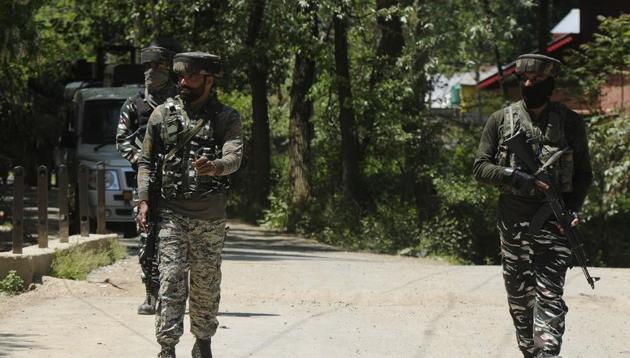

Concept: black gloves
[[502, 167, 536, 193]]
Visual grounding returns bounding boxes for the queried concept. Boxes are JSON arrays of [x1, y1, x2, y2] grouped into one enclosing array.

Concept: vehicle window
[[82, 100, 124, 144]]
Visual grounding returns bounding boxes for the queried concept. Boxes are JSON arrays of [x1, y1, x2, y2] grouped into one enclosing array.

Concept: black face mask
[[144, 68, 170, 93], [520, 77, 554, 108]]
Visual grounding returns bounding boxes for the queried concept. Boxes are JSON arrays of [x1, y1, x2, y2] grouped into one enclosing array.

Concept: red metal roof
[[477, 34, 576, 90]]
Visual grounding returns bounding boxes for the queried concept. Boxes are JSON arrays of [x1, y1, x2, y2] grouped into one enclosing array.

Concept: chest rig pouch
[[159, 97, 229, 199], [496, 102, 574, 195], [160, 98, 186, 199], [132, 94, 155, 149]]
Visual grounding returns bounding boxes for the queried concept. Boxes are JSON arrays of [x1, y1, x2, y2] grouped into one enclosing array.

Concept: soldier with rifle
[[137, 52, 242, 358], [115, 37, 183, 315], [473, 54, 594, 358]]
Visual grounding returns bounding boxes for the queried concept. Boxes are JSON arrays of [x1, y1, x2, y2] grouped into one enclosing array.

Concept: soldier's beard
[[180, 84, 205, 102]]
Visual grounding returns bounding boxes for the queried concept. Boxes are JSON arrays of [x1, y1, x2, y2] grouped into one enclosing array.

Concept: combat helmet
[[172, 52, 223, 77], [140, 37, 184, 65], [515, 54, 561, 78]]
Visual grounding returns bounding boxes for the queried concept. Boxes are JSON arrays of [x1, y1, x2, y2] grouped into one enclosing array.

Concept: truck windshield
[[82, 100, 124, 144]]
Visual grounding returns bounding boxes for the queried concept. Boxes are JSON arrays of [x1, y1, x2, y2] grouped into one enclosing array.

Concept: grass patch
[[0, 270, 25, 295], [51, 238, 128, 280]]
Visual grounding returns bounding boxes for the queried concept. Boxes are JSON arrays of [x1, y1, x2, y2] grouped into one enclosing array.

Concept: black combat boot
[[192, 338, 212, 358], [536, 353, 561, 358], [158, 344, 175, 358], [137, 285, 156, 315]]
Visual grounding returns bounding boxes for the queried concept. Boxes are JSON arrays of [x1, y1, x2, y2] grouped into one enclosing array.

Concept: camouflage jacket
[[137, 94, 242, 209], [115, 87, 176, 167], [472, 100, 593, 218]]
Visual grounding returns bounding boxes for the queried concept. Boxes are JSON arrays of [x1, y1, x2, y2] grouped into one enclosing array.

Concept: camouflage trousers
[[155, 209, 225, 346], [498, 217, 572, 358]]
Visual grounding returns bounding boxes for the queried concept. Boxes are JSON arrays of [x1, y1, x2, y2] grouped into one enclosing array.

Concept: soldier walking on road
[[116, 37, 183, 315], [137, 52, 243, 358], [472, 54, 593, 358]]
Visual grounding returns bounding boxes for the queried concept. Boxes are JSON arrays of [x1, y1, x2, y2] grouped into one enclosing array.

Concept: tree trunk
[[246, 0, 271, 212], [132, 0, 144, 48], [407, 1, 429, 113], [288, 1, 318, 231], [149, 0, 160, 37], [493, 44, 508, 100], [537, 0, 550, 54], [481, 0, 508, 100], [370, 0, 404, 87], [334, 12, 362, 204], [361, 0, 405, 156]]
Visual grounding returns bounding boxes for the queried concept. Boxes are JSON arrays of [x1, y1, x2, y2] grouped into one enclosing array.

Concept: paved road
[[0, 222, 629, 357]]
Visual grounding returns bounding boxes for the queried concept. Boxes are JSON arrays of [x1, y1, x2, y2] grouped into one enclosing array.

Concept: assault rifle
[[505, 130, 600, 289], [139, 153, 163, 297]]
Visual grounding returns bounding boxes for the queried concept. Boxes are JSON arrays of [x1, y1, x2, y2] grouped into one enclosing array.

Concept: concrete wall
[[0, 234, 118, 286]]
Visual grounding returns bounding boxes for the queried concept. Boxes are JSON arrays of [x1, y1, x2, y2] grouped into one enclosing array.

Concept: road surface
[[0, 222, 628, 357]]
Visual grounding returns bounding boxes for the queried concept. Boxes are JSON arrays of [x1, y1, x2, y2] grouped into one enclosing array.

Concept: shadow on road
[[0, 333, 43, 357], [223, 233, 372, 263], [218, 312, 280, 318], [222, 248, 332, 261]]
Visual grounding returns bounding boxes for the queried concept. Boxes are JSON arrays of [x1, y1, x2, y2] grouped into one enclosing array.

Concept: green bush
[[580, 113, 630, 266], [0, 270, 25, 295], [51, 238, 128, 280]]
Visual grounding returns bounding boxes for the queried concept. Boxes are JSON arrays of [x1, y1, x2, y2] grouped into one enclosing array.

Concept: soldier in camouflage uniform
[[137, 52, 242, 358], [472, 54, 593, 358], [116, 37, 183, 315]]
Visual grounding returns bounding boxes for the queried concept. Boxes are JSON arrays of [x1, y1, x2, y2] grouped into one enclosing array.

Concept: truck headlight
[[89, 169, 120, 190]]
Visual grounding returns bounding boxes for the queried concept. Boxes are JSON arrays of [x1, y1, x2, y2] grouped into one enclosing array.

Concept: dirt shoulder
[[0, 222, 629, 358]]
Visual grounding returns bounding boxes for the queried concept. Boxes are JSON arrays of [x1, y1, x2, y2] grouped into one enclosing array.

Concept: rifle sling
[[164, 117, 208, 162]]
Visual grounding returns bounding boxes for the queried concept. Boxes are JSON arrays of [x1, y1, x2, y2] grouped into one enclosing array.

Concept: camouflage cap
[[173, 52, 223, 76], [140, 37, 183, 65], [515, 54, 561, 77], [140, 46, 177, 65]]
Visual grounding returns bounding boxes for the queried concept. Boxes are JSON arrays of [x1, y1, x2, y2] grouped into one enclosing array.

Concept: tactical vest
[[495, 101, 574, 194], [159, 97, 229, 200], [132, 93, 154, 149]]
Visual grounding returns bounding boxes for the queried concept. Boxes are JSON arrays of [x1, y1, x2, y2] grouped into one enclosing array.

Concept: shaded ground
[[0, 222, 629, 357]]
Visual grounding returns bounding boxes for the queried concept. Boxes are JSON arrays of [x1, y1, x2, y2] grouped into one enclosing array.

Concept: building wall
[[600, 74, 629, 113]]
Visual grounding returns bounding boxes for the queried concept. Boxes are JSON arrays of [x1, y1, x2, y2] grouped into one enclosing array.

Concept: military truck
[[55, 46, 144, 234], [56, 84, 143, 234]]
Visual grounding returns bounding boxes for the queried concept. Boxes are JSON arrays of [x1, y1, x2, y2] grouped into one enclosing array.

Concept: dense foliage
[[0, 1, 627, 265]]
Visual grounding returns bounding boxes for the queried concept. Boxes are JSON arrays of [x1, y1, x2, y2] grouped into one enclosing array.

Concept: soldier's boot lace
[[137, 284, 156, 315], [158, 344, 176, 358], [192, 338, 212, 358]]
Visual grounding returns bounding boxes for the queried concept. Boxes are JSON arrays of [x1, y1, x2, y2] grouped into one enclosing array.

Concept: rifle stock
[[505, 130, 600, 289]]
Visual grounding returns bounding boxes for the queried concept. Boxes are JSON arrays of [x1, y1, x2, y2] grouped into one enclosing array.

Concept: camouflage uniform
[[116, 88, 176, 168], [116, 40, 181, 315], [155, 211, 225, 343], [137, 52, 242, 354], [472, 54, 593, 358]]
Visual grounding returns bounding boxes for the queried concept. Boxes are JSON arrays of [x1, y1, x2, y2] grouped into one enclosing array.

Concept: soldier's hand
[[555, 212, 579, 236], [511, 170, 536, 192], [534, 180, 549, 191], [137, 200, 149, 233], [192, 157, 218, 176]]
